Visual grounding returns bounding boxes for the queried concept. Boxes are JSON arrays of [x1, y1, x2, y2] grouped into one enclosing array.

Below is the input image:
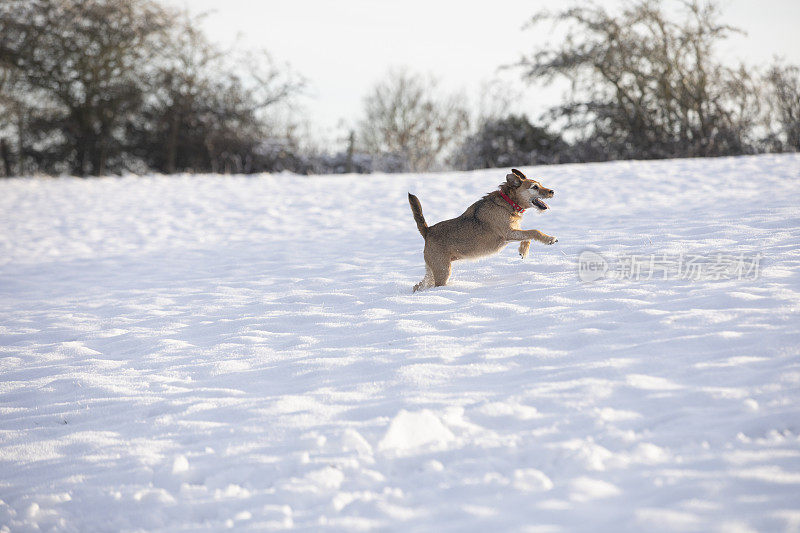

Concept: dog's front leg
[[509, 229, 557, 245], [519, 240, 531, 258]]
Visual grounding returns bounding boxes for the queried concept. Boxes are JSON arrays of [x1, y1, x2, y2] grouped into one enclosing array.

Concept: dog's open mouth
[[532, 198, 549, 210]]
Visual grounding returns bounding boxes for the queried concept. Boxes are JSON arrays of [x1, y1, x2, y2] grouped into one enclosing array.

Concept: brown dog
[[408, 168, 557, 292]]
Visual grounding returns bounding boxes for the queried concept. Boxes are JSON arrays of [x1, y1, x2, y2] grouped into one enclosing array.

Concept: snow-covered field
[[1, 154, 800, 532]]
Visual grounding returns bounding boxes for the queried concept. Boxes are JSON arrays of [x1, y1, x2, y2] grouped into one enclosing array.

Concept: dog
[[408, 168, 557, 292]]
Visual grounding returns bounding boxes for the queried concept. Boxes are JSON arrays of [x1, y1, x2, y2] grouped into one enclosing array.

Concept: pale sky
[[168, 0, 800, 147]]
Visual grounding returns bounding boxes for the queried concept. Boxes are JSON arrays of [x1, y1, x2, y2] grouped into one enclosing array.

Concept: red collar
[[498, 190, 525, 213]]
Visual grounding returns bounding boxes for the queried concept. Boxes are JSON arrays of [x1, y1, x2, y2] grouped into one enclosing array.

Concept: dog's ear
[[511, 168, 527, 179], [506, 173, 522, 188]]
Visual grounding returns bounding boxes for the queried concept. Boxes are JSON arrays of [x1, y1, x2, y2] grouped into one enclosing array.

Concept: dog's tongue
[[533, 198, 549, 210]]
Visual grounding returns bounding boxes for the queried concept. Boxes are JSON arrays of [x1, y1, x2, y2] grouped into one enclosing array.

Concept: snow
[[1, 153, 800, 531], [377, 409, 456, 455]]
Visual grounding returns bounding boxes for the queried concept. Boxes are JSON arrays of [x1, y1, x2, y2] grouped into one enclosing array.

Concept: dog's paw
[[545, 235, 558, 245]]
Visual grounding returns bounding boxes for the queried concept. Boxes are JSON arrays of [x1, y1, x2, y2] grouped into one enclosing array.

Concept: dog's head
[[505, 168, 554, 211]]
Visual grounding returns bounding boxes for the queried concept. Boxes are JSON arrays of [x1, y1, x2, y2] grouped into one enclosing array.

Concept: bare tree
[[358, 69, 469, 172], [765, 63, 800, 151], [132, 13, 304, 174], [519, 0, 758, 160]]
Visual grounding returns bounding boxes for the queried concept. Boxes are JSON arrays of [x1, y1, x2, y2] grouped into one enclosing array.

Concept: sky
[[167, 0, 800, 148]]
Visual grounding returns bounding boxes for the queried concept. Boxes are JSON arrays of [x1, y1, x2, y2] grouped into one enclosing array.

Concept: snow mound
[[378, 409, 455, 454]]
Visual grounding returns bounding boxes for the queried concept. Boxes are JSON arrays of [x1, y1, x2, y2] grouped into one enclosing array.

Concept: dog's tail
[[408, 193, 428, 239]]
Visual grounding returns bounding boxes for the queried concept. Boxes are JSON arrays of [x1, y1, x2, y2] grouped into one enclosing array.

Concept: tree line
[[0, 0, 302, 176], [1, 0, 798, 177]]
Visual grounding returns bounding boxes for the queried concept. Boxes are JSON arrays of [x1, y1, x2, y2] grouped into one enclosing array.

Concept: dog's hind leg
[[420, 244, 452, 288], [431, 260, 452, 287], [413, 265, 434, 292]]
